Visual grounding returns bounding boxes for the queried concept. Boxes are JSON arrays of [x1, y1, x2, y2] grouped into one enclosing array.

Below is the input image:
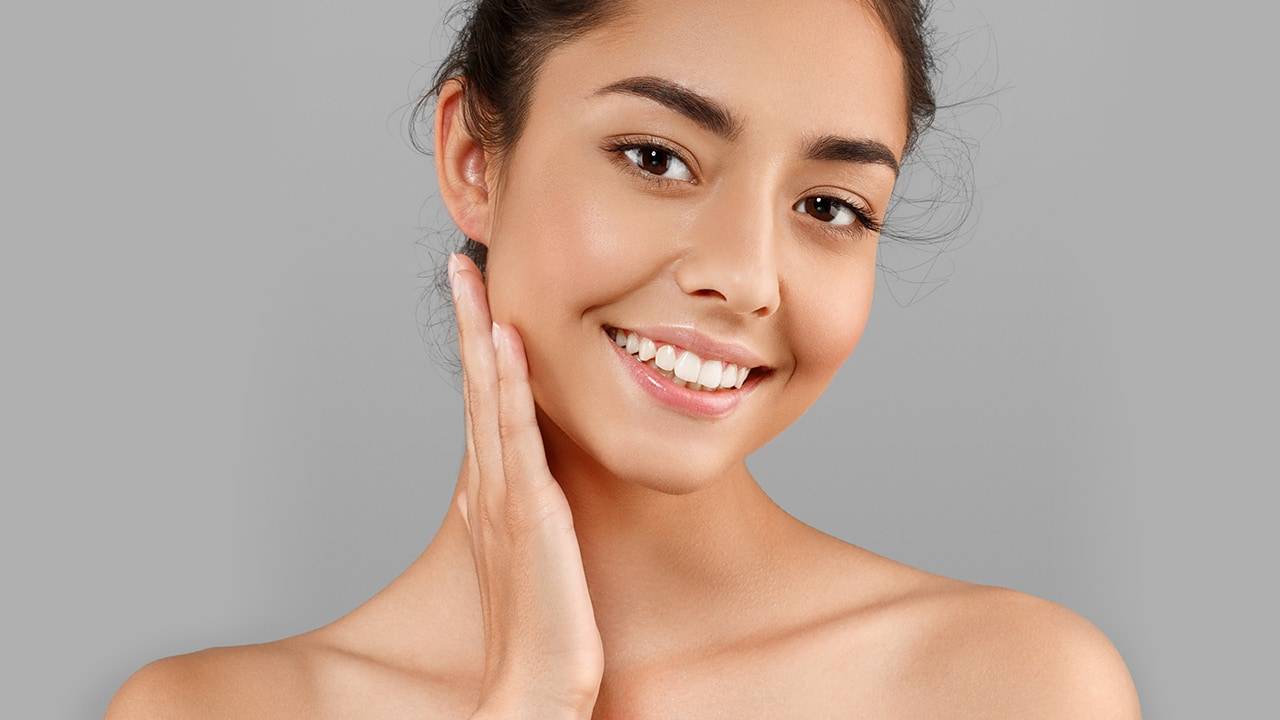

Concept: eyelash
[[599, 136, 884, 237]]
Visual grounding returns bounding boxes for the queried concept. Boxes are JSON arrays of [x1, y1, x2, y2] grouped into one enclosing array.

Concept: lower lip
[[601, 326, 770, 419]]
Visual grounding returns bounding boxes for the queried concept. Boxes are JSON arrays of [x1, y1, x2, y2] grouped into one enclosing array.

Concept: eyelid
[[813, 187, 879, 224]]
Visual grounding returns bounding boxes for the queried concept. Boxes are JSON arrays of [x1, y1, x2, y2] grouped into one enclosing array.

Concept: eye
[[603, 137, 696, 185], [601, 136, 882, 236], [792, 195, 883, 236]]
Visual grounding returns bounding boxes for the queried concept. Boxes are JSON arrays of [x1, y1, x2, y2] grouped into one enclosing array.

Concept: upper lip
[[606, 323, 772, 370]]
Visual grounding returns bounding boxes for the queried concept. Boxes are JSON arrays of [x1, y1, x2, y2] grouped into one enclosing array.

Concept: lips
[[600, 325, 771, 418]]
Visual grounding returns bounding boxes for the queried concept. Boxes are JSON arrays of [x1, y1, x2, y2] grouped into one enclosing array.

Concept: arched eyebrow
[[589, 74, 900, 178]]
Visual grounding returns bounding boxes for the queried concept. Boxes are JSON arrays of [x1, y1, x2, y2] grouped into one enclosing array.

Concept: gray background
[[1, 1, 1274, 717]]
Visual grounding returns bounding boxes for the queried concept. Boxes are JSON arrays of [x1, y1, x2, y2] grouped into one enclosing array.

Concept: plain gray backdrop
[[1, 1, 1275, 717]]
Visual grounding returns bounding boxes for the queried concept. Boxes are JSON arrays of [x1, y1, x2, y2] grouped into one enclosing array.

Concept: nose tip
[[677, 257, 781, 319], [672, 180, 784, 318], [691, 286, 773, 318]]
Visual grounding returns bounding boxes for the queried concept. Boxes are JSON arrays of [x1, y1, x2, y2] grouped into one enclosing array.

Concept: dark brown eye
[[796, 195, 858, 228], [620, 144, 694, 182], [638, 147, 669, 174]]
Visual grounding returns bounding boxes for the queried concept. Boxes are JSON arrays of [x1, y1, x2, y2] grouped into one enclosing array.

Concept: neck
[[336, 408, 813, 679], [536, 410, 794, 609]]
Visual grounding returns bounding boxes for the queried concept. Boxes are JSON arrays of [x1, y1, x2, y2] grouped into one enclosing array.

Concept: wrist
[[471, 706, 589, 720], [472, 681, 598, 720], [471, 676, 600, 720]]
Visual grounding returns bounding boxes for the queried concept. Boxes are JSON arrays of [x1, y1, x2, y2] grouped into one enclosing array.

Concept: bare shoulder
[[105, 637, 322, 719], [800, 538, 1141, 717], [896, 581, 1143, 718], [105, 628, 468, 719]]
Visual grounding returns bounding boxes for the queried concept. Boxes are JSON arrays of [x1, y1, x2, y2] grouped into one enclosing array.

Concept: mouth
[[600, 324, 774, 419]]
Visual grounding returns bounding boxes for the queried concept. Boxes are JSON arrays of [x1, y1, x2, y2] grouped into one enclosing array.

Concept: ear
[[433, 78, 495, 247]]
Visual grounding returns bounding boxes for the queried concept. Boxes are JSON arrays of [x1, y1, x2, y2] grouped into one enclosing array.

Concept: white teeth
[[697, 359, 723, 389], [673, 350, 701, 383], [720, 363, 738, 388], [654, 344, 677, 371], [609, 326, 762, 393]]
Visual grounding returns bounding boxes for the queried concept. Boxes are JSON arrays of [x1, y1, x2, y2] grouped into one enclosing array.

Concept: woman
[[108, 0, 1141, 717]]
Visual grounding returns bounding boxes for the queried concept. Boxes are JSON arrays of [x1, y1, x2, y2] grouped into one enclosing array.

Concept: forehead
[[534, 0, 910, 159]]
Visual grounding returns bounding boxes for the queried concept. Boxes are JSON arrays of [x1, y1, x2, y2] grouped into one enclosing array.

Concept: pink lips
[[602, 326, 769, 419]]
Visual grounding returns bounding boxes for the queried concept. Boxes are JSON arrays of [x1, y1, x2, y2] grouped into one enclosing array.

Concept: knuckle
[[496, 412, 536, 449]]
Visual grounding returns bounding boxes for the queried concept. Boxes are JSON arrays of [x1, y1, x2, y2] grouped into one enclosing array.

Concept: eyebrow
[[589, 74, 900, 178]]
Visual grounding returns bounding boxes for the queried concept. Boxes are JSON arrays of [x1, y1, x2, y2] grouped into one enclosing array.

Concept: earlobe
[[433, 77, 494, 246]]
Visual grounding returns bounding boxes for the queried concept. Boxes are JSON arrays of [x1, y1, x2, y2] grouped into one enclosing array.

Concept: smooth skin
[[107, 1, 1141, 717], [450, 252, 605, 718]]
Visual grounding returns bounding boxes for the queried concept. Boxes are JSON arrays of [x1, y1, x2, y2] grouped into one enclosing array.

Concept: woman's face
[[445, 0, 908, 492]]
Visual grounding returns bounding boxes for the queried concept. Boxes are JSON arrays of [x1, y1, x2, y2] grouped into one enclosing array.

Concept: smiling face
[[437, 0, 909, 493]]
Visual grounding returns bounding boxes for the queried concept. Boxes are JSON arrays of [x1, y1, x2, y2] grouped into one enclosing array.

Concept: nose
[[673, 182, 783, 319]]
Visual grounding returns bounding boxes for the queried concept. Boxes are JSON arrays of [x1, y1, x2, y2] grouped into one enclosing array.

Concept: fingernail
[[490, 321, 502, 350]]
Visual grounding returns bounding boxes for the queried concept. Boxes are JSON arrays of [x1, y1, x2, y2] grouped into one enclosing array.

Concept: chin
[[535, 404, 743, 496], [595, 431, 749, 495], [625, 462, 731, 496]]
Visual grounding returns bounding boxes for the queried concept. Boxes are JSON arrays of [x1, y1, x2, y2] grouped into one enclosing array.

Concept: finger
[[459, 344, 483, 541], [492, 321, 557, 513], [458, 328, 480, 534], [452, 255, 483, 540], [451, 253, 507, 531], [450, 254, 496, 628]]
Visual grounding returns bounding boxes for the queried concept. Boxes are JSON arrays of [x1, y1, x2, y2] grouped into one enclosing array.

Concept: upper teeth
[[609, 327, 756, 391]]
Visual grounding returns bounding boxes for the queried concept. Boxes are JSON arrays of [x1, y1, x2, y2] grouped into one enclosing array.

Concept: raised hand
[[448, 252, 604, 720]]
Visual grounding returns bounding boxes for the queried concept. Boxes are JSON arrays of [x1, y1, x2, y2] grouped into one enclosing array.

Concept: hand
[[448, 253, 604, 719]]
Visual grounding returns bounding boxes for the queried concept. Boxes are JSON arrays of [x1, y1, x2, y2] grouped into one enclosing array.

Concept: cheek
[[487, 161, 608, 317], [483, 148, 670, 409], [489, 154, 679, 324], [788, 257, 876, 381]]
